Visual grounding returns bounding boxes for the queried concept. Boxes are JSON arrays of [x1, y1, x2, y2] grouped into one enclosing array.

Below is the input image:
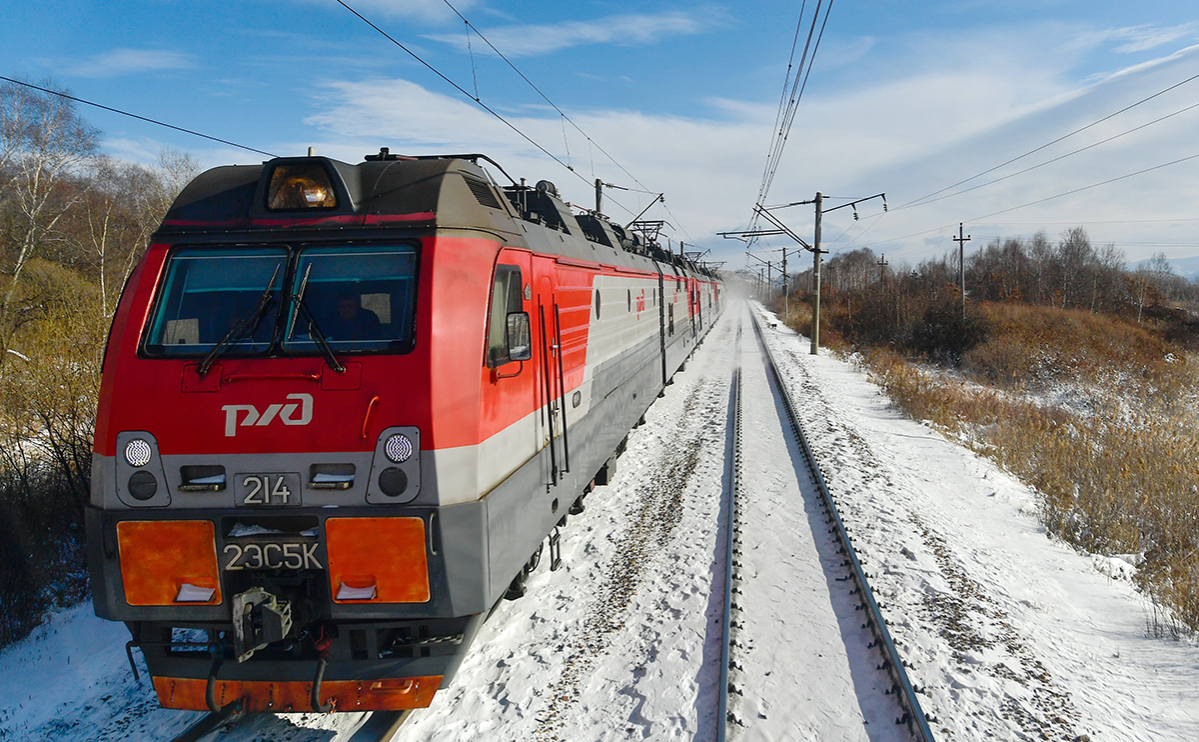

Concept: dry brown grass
[[809, 301, 1199, 635]]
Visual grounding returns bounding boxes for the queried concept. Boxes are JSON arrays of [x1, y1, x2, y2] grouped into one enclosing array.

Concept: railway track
[[713, 305, 934, 741], [170, 708, 411, 742]]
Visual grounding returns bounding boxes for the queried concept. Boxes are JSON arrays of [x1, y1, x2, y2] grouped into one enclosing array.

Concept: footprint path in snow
[[533, 351, 730, 740]]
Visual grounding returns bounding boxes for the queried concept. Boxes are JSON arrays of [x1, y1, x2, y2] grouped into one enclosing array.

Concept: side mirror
[[506, 312, 531, 362]]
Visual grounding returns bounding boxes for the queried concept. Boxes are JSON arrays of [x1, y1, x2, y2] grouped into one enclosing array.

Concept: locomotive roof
[[157, 154, 519, 237], [155, 152, 721, 281]]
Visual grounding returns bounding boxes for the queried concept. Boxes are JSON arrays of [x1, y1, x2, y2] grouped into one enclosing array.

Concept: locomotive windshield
[[283, 245, 417, 353], [144, 247, 286, 355], [143, 243, 418, 358]]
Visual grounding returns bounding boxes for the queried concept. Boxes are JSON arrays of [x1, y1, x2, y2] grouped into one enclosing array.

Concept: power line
[[897, 69, 1199, 211], [898, 98, 1199, 211], [437, 0, 656, 202], [862, 148, 1199, 255], [973, 150, 1199, 221], [335, 0, 587, 190], [833, 71, 1199, 253], [0, 74, 279, 158]]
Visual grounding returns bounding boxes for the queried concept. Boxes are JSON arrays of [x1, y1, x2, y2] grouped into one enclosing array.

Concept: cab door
[[479, 249, 538, 487]]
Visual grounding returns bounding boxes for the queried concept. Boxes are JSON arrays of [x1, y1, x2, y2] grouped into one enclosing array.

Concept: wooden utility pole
[[877, 253, 888, 283], [954, 223, 971, 317]]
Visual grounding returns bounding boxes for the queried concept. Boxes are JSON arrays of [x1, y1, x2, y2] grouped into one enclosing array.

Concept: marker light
[[385, 433, 413, 463], [378, 467, 408, 498], [267, 163, 338, 210], [124, 438, 152, 468]]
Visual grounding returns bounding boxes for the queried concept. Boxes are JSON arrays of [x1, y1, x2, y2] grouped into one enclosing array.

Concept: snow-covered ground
[[755, 303, 1199, 742], [2, 298, 1197, 741]]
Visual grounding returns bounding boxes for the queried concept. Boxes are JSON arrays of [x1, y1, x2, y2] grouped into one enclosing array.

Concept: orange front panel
[[326, 517, 429, 603], [117, 520, 222, 606], [153, 675, 442, 712]]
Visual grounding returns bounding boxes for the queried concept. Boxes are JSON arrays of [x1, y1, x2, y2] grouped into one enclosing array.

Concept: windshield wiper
[[198, 264, 281, 376], [287, 263, 346, 374]]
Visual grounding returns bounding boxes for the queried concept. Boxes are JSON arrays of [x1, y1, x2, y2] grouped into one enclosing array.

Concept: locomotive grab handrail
[[361, 395, 380, 439], [553, 303, 570, 474], [538, 303, 558, 487]]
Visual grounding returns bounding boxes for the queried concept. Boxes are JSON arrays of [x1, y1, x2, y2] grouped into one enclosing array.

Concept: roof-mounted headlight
[[267, 163, 338, 210]]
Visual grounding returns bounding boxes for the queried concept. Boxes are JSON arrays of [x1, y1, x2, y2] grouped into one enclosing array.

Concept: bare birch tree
[[0, 78, 99, 358]]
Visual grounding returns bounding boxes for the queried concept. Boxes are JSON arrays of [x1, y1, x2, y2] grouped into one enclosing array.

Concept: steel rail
[[748, 308, 936, 742], [168, 706, 242, 742], [717, 326, 743, 742]]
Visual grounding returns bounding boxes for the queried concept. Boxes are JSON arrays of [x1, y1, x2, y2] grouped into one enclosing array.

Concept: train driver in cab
[[326, 289, 381, 341]]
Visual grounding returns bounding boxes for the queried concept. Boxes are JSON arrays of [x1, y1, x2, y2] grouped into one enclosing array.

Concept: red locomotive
[[85, 150, 721, 713]]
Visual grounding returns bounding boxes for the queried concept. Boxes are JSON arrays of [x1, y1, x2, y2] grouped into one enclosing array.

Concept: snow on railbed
[[3, 301, 1197, 741]]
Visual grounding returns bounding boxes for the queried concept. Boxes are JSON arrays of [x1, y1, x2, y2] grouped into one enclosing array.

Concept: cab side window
[[486, 265, 524, 367]]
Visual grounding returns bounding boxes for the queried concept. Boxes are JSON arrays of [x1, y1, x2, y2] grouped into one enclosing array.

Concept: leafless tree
[[0, 78, 99, 356]]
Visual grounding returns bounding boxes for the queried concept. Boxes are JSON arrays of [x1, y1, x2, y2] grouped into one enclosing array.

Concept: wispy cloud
[[424, 9, 720, 57], [814, 36, 877, 70], [59, 48, 196, 78], [1083, 23, 1199, 54]]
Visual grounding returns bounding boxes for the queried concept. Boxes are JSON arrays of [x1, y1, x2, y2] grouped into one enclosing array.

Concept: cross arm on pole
[[718, 228, 787, 240], [752, 204, 812, 251]]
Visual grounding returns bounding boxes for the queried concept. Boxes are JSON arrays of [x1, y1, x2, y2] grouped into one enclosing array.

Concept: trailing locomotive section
[[720, 303, 934, 740]]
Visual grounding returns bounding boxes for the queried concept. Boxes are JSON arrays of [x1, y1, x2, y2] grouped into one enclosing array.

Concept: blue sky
[[3, 1, 1199, 270]]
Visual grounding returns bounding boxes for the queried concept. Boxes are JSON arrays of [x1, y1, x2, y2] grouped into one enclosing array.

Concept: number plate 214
[[235, 473, 301, 507]]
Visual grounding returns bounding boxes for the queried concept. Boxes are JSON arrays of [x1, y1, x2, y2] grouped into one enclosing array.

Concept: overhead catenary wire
[[754, 0, 834, 211], [335, 0, 606, 196], [433, 0, 716, 257], [762, 1, 809, 192], [436, 0, 660, 205], [0, 75, 279, 158]]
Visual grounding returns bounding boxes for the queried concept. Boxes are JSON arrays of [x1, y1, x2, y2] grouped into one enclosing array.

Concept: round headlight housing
[[127, 471, 158, 501], [378, 467, 408, 497], [384, 434, 413, 463], [124, 438, 153, 468]]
